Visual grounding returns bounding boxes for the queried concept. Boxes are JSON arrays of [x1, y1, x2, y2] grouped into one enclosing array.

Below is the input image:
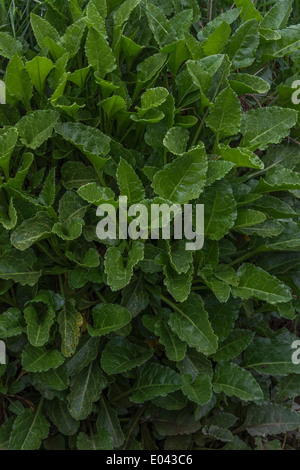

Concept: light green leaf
[[30, 13, 60, 49], [55, 122, 110, 171], [104, 242, 144, 291], [225, 19, 259, 69], [219, 145, 264, 170], [25, 57, 54, 95], [207, 86, 241, 139], [117, 158, 145, 203], [229, 73, 270, 95], [203, 22, 231, 56], [235, 0, 262, 22], [232, 263, 292, 304], [85, 28, 116, 77], [163, 127, 189, 156], [0, 32, 22, 59], [241, 107, 298, 151], [16, 110, 59, 150], [5, 54, 33, 108], [152, 144, 207, 203]]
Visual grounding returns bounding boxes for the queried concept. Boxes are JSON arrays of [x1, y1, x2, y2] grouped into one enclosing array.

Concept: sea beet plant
[[0, 0, 300, 451]]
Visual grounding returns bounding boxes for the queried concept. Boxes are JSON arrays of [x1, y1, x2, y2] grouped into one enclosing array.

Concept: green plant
[[0, 0, 300, 451]]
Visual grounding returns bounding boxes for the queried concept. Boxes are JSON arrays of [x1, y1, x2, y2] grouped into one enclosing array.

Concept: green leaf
[[66, 336, 100, 377], [30, 13, 60, 49], [67, 361, 107, 420], [213, 362, 263, 401], [77, 429, 113, 450], [243, 334, 300, 375], [182, 373, 212, 406], [203, 22, 231, 56], [263, 25, 300, 59], [88, 303, 132, 337], [0, 127, 18, 180], [207, 86, 241, 139], [163, 127, 189, 156], [204, 180, 237, 240], [24, 304, 55, 347], [0, 32, 22, 59], [235, 0, 262, 22], [58, 299, 83, 357], [154, 320, 187, 362], [9, 404, 49, 450], [225, 19, 259, 69], [254, 166, 300, 193], [104, 242, 144, 291], [117, 158, 145, 203], [25, 57, 54, 95], [241, 107, 298, 151], [96, 397, 124, 448], [163, 263, 193, 302], [36, 365, 69, 391], [152, 144, 207, 203], [234, 209, 266, 229], [261, 0, 293, 29], [46, 398, 79, 435], [6, 54, 33, 108], [0, 308, 25, 338], [246, 404, 300, 436], [130, 363, 183, 403], [22, 344, 64, 372], [55, 122, 110, 171], [85, 28, 116, 77], [16, 110, 59, 150], [229, 73, 270, 95], [219, 145, 264, 170], [11, 212, 54, 251], [213, 330, 254, 362], [101, 336, 153, 374], [167, 293, 218, 356], [0, 248, 41, 286], [232, 263, 292, 304]]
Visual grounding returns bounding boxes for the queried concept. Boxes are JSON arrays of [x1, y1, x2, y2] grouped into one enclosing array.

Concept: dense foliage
[[0, 0, 300, 451]]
